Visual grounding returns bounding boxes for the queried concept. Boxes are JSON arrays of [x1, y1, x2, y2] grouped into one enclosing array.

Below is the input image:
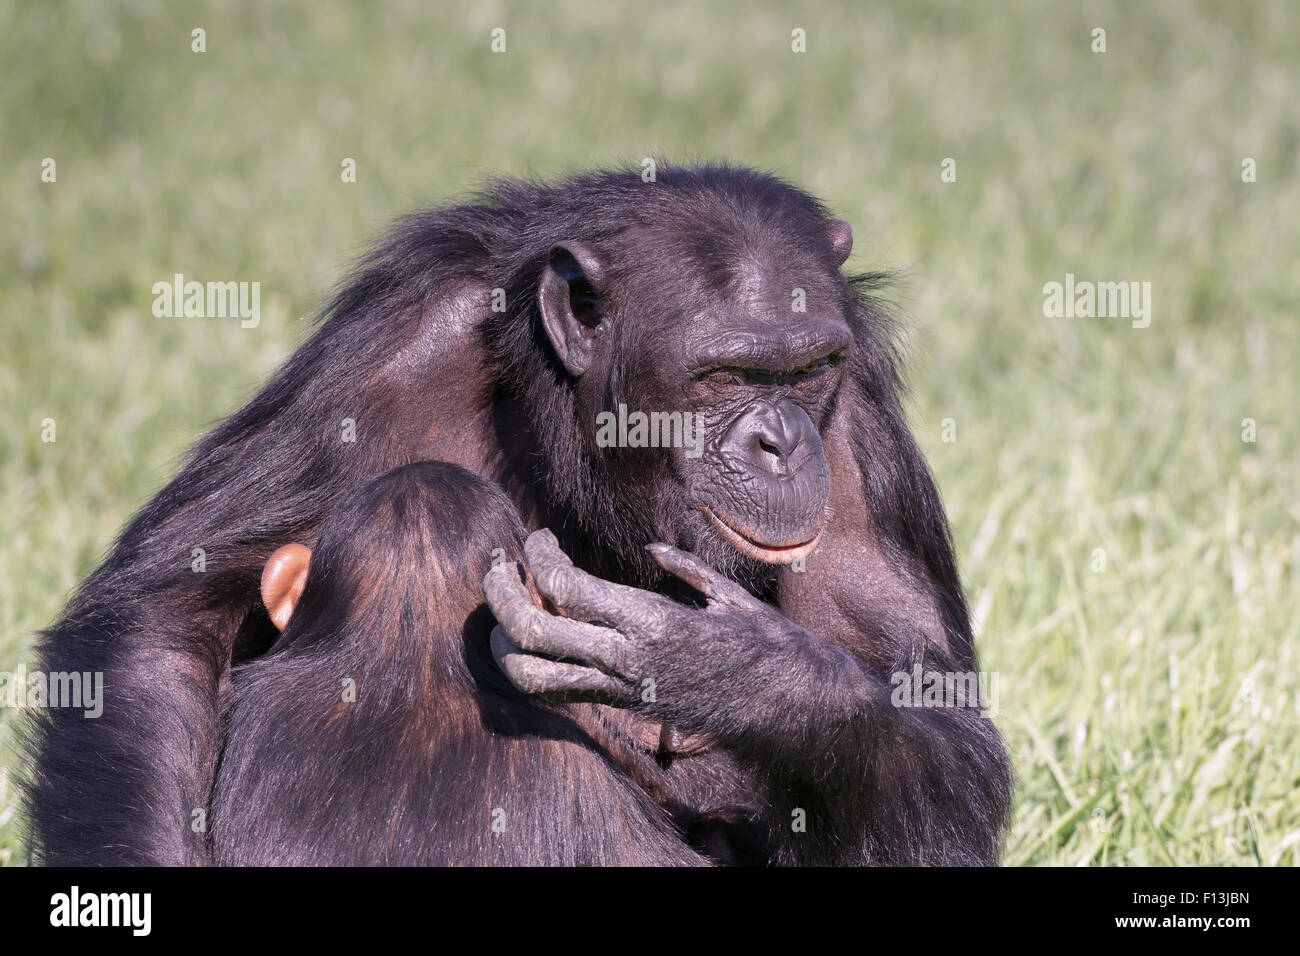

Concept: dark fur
[[23, 163, 1011, 865], [211, 462, 698, 865]]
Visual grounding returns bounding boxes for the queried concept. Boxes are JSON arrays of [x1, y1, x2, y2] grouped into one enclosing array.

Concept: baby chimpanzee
[[210, 461, 700, 865]]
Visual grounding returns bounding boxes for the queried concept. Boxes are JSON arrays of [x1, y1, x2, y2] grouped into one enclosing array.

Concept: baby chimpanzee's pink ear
[[826, 219, 853, 267], [261, 543, 312, 631]]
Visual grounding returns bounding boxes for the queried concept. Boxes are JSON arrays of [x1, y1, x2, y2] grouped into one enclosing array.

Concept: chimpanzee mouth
[[702, 508, 823, 565]]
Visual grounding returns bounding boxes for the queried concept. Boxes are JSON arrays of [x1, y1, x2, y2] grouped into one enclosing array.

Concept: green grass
[[1, 0, 1297, 866]]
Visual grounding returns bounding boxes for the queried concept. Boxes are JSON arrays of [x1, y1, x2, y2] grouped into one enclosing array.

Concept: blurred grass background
[[1, 0, 1297, 865]]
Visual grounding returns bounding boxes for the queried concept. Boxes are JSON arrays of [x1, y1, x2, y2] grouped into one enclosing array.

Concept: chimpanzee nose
[[746, 400, 805, 476]]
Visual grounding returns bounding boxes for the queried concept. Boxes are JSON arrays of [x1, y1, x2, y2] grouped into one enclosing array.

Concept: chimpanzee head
[[530, 169, 859, 580]]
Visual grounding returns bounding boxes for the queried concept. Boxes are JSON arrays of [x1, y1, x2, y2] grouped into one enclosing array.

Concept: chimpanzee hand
[[483, 529, 853, 732]]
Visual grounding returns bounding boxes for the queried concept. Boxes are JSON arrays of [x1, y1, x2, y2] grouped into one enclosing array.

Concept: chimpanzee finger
[[483, 560, 635, 677], [490, 626, 637, 706], [644, 542, 760, 611], [524, 529, 673, 628]]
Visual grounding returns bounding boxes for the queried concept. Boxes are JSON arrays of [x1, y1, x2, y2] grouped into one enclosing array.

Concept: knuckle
[[537, 564, 576, 603], [509, 656, 545, 694], [518, 611, 547, 650], [610, 641, 636, 678], [525, 531, 559, 564]]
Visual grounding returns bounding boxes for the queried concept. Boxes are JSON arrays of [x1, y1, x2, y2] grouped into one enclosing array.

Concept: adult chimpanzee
[[25, 163, 1011, 866]]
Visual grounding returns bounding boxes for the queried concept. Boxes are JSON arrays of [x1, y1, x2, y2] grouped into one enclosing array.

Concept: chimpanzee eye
[[792, 350, 848, 380], [701, 352, 845, 388], [704, 368, 747, 387]]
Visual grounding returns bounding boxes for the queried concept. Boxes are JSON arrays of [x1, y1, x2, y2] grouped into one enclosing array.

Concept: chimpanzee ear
[[261, 543, 312, 631], [826, 219, 853, 267], [538, 242, 606, 377]]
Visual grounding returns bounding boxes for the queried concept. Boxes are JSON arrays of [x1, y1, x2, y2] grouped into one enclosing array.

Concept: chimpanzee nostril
[[750, 408, 800, 474], [756, 436, 786, 474]]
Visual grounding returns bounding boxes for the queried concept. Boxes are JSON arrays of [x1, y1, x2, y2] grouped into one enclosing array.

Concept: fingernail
[[645, 543, 669, 554]]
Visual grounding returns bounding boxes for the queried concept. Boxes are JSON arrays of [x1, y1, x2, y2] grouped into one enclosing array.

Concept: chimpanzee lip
[[702, 507, 823, 565]]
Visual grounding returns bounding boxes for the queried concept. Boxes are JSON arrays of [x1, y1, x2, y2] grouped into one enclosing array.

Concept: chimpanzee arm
[[487, 529, 1009, 866], [25, 606, 224, 866]]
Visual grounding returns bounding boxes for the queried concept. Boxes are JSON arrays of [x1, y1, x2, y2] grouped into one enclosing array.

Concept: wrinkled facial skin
[[611, 250, 853, 573], [687, 359, 839, 563], [670, 311, 847, 568]]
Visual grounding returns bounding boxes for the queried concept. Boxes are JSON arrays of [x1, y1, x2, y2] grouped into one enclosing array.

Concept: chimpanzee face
[[537, 218, 854, 569], [670, 305, 849, 565]]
